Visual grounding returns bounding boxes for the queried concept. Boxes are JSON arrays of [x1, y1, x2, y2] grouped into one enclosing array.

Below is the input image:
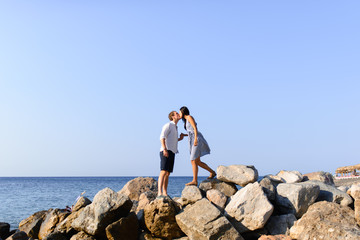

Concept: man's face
[[173, 112, 180, 121]]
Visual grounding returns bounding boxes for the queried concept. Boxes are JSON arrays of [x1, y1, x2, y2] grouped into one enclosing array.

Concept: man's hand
[[163, 149, 169, 157], [179, 133, 188, 141]]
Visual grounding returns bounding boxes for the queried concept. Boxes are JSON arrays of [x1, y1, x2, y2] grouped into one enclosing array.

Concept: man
[[158, 111, 185, 198]]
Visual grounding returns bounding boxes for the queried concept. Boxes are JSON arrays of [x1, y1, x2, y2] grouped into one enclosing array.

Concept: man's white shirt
[[160, 121, 178, 153]]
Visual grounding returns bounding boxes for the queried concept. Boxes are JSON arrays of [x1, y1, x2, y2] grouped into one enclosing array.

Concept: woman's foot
[[185, 181, 198, 186], [208, 171, 216, 179]]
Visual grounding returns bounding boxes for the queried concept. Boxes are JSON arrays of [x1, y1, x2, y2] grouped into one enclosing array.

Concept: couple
[[158, 106, 216, 197]]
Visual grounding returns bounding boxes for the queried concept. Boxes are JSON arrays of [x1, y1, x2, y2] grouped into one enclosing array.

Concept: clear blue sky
[[0, 1, 359, 177]]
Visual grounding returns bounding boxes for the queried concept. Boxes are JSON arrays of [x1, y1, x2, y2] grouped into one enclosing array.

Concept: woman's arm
[[186, 115, 198, 146]]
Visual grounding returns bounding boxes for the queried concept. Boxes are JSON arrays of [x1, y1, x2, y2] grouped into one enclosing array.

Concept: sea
[[0, 176, 207, 230]]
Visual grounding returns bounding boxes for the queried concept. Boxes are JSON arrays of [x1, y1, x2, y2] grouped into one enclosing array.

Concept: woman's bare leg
[[186, 158, 199, 186], [197, 159, 216, 179]]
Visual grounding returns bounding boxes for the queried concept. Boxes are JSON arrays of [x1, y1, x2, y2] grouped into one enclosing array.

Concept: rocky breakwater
[[5, 169, 360, 240]]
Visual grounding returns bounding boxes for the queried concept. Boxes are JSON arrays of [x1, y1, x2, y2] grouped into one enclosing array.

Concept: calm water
[[0, 176, 206, 229]]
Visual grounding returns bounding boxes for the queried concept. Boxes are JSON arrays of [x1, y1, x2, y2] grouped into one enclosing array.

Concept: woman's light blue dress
[[186, 119, 211, 160]]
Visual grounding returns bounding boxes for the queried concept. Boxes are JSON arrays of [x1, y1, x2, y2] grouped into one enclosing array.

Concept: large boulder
[[303, 171, 334, 185], [18, 210, 47, 239], [225, 182, 274, 233], [206, 189, 227, 211], [265, 214, 296, 235], [259, 177, 276, 201], [144, 197, 183, 239], [72, 196, 91, 212], [136, 191, 157, 213], [276, 170, 303, 183], [217, 165, 258, 187], [71, 187, 133, 238], [38, 209, 69, 239], [56, 208, 84, 235], [0, 222, 10, 239], [118, 177, 157, 201], [275, 182, 320, 218], [290, 201, 360, 239], [69, 231, 96, 240], [105, 212, 139, 240], [180, 186, 203, 205], [5, 231, 29, 240], [307, 180, 353, 206], [347, 184, 360, 225], [199, 179, 238, 197], [176, 198, 244, 240]]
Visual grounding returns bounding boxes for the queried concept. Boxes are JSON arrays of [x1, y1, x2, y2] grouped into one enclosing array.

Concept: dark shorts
[[160, 150, 175, 173]]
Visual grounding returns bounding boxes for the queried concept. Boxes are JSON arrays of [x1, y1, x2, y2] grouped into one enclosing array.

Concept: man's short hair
[[168, 111, 176, 121]]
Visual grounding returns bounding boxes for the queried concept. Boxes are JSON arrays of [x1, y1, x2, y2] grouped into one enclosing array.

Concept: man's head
[[168, 111, 180, 122]]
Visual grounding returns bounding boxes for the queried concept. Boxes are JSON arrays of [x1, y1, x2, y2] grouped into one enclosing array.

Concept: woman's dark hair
[[180, 106, 190, 130]]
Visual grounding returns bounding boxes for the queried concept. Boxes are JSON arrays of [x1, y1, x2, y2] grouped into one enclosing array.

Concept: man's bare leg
[[158, 170, 166, 196], [163, 171, 170, 196]]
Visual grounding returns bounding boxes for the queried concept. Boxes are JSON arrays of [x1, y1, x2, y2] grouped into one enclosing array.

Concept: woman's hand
[[194, 138, 198, 146]]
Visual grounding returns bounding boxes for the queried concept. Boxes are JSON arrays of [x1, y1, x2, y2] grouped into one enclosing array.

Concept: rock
[[118, 177, 157, 201], [307, 180, 353, 206], [71, 187, 133, 238], [56, 208, 84, 235], [144, 197, 183, 239], [290, 201, 360, 239], [225, 182, 274, 233], [275, 182, 320, 218], [264, 175, 284, 185], [259, 177, 276, 201], [176, 198, 244, 240], [38, 209, 69, 240], [42, 232, 67, 240], [105, 212, 139, 240], [258, 235, 292, 240], [136, 191, 157, 213], [5, 231, 28, 240], [138, 232, 163, 240], [303, 171, 334, 185], [276, 170, 303, 183], [180, 186, 203, 205], [217, 165, 258, 187], [206, 189, 227, 211], [18, 210, 47, 239], [199, 179, 238, 197], [72, 197, 91, 212], [338, 185, 350, 192], [69, 231, 95, 240], [347, 183, 360, 199], [265, 214, 296, 235], [0, 222, 10, 239]]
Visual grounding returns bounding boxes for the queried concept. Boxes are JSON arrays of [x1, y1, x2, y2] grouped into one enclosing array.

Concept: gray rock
[[18, 210, 47, 239], [303, 171, 334, 185], [290, 201, 360, 239], [69, 231, 95, 240], [144, 197, 183, 239], [72, 197, 91, 212], [0, 222, 10, 240], [180, 186, 203, 205], [217, 165, 258, 187], [5, 231, 28, 240], [276, 170, 303, 183], [259, 177, 276, 201], [206, 189, 227, 211], [264, 175, 284, 185], [71, 187, 132, 238], [338, 185, 350, 193], [265, 214, 296, 235], [308, 180, 353, 206], [105, 212, 139, 240], [176, 198, 244, 240], [225, 182, 274, 233], [118, 177, 157, 201], [199, 179, 238, 197], [275, 182, 320, 218]]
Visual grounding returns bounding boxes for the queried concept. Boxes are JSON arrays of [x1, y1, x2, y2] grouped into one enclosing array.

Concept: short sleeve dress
[[186, 119, 211, 160]]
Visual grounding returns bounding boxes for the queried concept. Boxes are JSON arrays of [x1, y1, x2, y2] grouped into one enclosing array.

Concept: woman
[[179, 106, 216, 186]]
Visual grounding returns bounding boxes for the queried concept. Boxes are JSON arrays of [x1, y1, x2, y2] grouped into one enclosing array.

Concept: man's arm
[[178, 133, 188, 141], [161, 138, 168, 157]]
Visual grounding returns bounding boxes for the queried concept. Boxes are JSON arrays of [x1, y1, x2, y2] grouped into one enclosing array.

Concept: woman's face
[[179, 111, 184, 118]]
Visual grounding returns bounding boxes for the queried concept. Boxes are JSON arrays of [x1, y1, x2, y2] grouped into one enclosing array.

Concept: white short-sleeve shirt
[[160, 121, 178, 153]]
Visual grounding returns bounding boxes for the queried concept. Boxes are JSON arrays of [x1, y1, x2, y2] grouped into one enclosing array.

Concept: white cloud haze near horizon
[[1, 1, 359, 177]]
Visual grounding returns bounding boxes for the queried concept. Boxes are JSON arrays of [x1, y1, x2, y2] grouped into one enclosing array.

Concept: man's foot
[[185, 181, 198, 186], [208, 171, 216, 179]]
